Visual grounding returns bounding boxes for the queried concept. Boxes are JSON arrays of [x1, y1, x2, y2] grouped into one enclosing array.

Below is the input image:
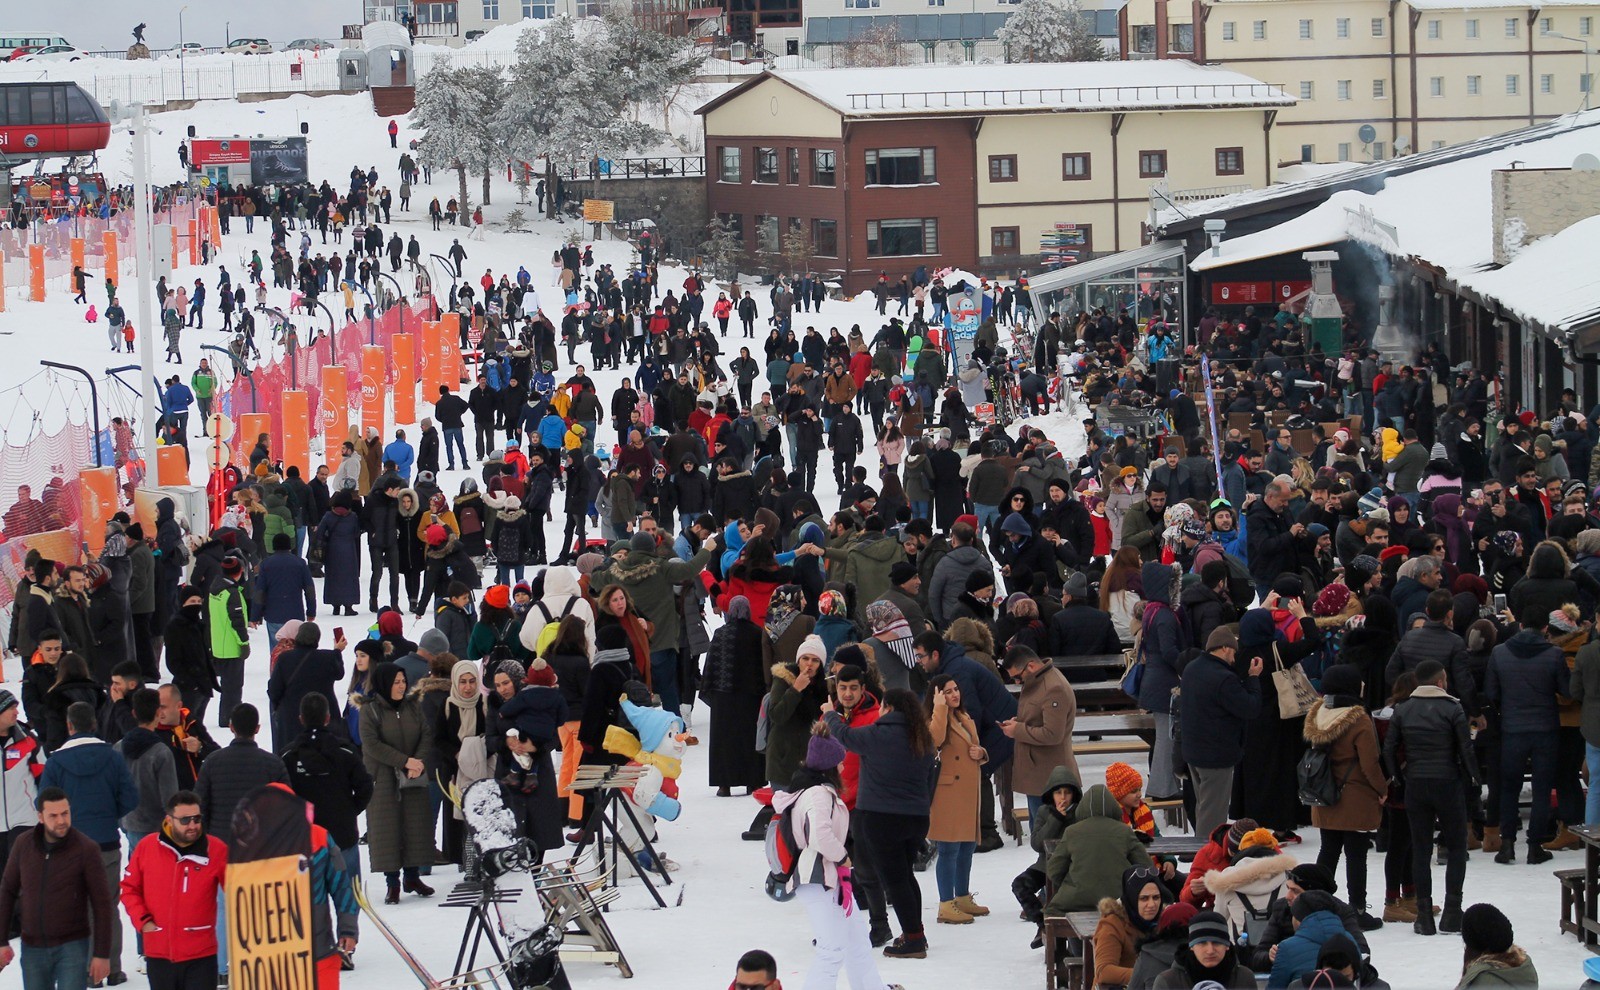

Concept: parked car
[[284, 38, 332, 51], [18, 45, 85, 62], [224, 38, 273, 54], [163, 42, 205, 58]]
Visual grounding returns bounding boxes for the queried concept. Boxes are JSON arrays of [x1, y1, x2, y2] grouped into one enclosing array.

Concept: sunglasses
[[171, 814, 203, 826]]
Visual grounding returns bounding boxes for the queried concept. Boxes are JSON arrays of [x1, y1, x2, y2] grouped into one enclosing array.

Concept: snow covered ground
[[0, 89, 1593, 989]]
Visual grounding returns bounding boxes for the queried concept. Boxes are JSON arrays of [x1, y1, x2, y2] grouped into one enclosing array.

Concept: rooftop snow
[[759, 62, 1292, 116], [1456, 214, 1600, 332]]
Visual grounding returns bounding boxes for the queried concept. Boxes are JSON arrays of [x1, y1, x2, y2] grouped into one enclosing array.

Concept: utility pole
[[131, 103, 163, 465]]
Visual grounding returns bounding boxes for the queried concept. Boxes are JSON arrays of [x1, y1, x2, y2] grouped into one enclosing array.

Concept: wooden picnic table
[[1148, 835, 1205, 861], [1074, 712, 1155, 736], [1568, 824, 1600, 949], [1044, 910, 1103, 990], [1052, 653, 1126, 670]]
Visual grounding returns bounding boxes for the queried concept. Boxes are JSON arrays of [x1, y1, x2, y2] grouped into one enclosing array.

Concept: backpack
[[764, 786, 835, 898], [495, 514, 525, 566], [1296, 745, 1355, 808], [532, 598, 578, 658], [1235, 889, 1281, 946]]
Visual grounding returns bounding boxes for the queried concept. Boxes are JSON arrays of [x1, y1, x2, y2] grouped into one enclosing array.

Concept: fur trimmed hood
[[1202, 852, 1298, 897], [1302, 698, 1366, 746], [771, 663, 797, 686], [395, 488, 421, 518], [1098, 896, 1128, 920]]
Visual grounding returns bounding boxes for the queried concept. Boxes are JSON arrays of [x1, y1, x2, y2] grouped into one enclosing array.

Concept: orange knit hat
[[1237, 827, 1281, 853], [1105, 762, 1143, 800]]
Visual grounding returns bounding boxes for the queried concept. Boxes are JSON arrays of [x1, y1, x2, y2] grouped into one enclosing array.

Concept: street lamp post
[[178, 6, 189, 102], [1543, 31, 1596, 111]]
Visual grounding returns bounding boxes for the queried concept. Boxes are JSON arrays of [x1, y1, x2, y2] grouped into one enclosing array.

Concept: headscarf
[[817, 589, 849, 617], [372, 662, 407, 710], [725, 595, 752, 624], [1008, 594, 1039, 619], [1161, 501, 1197, 549], [377, 610, 405, 638], [866, 599, 917, 671], [765, 584, 804, 642], [447, 658, 481, 738]]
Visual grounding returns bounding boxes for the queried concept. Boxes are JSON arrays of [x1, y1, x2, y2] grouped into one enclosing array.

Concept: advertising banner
[[250, 138, 309, 185], [224, 786, 315, 990]]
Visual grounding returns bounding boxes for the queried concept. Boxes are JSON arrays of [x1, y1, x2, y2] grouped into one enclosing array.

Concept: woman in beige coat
[[1301, 663, 1388, 927], [927, 673, 989, 925]]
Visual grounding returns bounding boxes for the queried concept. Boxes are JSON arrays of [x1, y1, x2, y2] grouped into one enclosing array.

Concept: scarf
[[447, 659, 480, 739], [766, 584, 804, 642], [865, 599, 912, 641]]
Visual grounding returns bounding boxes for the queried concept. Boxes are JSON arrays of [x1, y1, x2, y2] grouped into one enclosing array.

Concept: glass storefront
[[1026, 240, 1188, 343]]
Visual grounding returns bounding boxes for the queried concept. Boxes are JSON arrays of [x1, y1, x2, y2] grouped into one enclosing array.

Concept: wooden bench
[[1071, 680, 1136, 712], [1150, 796, 1187, 831], [1052, 653, 1126, 672], [1073, 738, 1150, 757], [1148, 835, 1205, 862], [1074, 712, 1156, 737], [1044, 910, 1100, 990], [1558, 867, 1585, 939]]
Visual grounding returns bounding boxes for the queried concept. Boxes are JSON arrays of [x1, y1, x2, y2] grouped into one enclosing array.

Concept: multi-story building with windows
[[1120, 0, 1600, 162], [698, 61, 1293, 289]]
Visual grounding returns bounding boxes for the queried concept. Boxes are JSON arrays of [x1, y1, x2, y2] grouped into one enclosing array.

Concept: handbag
[[395, 767, 429, 790], [1120, 617, 1147, 699], [1270, 644, 1319, 719]]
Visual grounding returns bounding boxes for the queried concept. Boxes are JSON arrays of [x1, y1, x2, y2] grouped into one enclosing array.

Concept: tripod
[[443, 840, 526, 988], [569, 767, 671, 908]]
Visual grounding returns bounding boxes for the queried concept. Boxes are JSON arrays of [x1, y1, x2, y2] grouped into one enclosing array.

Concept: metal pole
[[131, 103, 162, 464], [201, 344, 256, 412], [179, 8, 187, 101], [39, 362, 103, 467]]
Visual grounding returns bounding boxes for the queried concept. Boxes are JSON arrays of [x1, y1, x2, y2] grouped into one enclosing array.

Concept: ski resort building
[[697, 61, 1294, 291]]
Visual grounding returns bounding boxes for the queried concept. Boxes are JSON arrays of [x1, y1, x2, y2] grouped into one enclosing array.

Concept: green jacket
[[207, 580, 250, 661], [263, 490, 295, 548], [1029, 765, 1082, 872], [821, 533, 907, 623], [609, 474, 639, 526], [191, 370, 216, 400], [1044, 784, 1148, 916], [765, 662, 828, 788], [1455, 949, 1538, 988], [592, 543, 713, 652]]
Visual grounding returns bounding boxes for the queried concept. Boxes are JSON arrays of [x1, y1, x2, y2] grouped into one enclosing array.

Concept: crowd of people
[[3, 143, 1589, 990]]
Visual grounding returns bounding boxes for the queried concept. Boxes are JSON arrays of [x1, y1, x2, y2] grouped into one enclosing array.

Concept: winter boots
[[1527, 842, 1554, 865], [1481, 826, 1502, 853], [1382, 899, 1416, 924], [953, 893, 990, 917], [882, 932, 928, 958], [1439, 900, 1464, 934], [1413, 900, 1437, 936], [937, 901, 974, 925], [1400, 895, 1439, 918], [402, 875, 435, 897], [1544, 824, 1582, 851], [385, 881, 401, 905]]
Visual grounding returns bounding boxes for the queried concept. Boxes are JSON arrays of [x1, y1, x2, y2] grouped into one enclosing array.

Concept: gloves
[[835, 866, 854, 917]]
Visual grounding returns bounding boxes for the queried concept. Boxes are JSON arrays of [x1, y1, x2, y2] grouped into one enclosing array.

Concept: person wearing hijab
[[862, 599, 920, 694], [763, 584, 817, 671], [1233, 591, 1323, 838], [360, 662, 438, 903], [702, 596, 768, 796], [436, 658, 489, 863], [1094, 865, 1174, 988]]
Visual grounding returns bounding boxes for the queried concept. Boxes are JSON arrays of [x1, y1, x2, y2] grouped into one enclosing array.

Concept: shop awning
[[1025, 239, 1187, 296]]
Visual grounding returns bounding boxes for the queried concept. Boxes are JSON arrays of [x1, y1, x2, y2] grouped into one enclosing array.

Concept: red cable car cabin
[[0, 82, 110, 159]]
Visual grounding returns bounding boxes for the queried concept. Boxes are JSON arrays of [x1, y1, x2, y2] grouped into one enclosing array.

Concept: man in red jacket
[[121, 790, 228, 990], [830, 656, 891, 947], [0, 787, 114, 986]]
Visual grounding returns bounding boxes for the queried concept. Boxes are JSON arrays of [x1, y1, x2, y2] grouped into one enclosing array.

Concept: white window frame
[[1338, 143, 1352, 161], [1541, 73, 1554, 93], [1373, 78, 1386, 99], [1299, 18, 1313, 39], [1506, 74, 1519, 95], [1337, 79, 1352, 100], [1427, 19, 1440, 39], [1372, 17, 1385, 37], [1222, 20, 1236, 40], [1505, 17, 1519, 37], [1466, 18, 1479, 39], [1253, 20, 1266, 39], [1336, 17, 1350, 38], [1467, 74, 1482, 96], [1430, 76, 1444, 96], [1299, 81, 1314, 99]]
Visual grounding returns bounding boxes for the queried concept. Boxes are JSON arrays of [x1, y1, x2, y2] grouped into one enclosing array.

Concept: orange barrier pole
[[439, 313, 463, 388], [281, 390, 310, 479], [187, 219, 199, 266], [169, 226, 179, 272], [238, 413, 271, 469], [29, 244, 44, 302], [360, 345, 385, 439], [103, 230, 119, 290], [419, 321, 440, 397], [80, 467, 119, 554], [70, 237, 85, 273], [392, 333, 415, 425], [321, 365, 348, 473]]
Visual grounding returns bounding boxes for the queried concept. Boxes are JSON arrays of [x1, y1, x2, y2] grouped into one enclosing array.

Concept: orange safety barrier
[[439, 313, 464, 388], [170, 226, 179, 272], [156, 445, 188, 486], [79, 467, 119, 554], [360, 345, 385, 439], [239, 413, 271, 469], [29, 244, 44, 302], [103, 230, 119, 288], [281, 390, 310, 479], [187, 218, 199, 266], [70, 237, 85, 273], [320, 365, 348, 473], [419, 321, 439, 397], [392, 333, 415, 425]]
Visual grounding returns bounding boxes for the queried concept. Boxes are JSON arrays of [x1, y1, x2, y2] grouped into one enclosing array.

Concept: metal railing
[[553, 156, 706, 180], [1163, 182, 1252, 203], [847, 83, 1290, 110]]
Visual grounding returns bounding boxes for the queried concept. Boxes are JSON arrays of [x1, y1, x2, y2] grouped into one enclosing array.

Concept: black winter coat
[[195, 739, 288, 843], [1382, 687, 1476, 783], [1049, 601, 1123, 658], [283, 726, 374, 849], [163, 604, 218, 698], [1244, 499, 1302, 588]]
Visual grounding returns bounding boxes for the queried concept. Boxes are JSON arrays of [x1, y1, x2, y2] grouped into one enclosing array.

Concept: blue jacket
[[823, 709, 937, 816], [165, 383, 195, 412], [1179, 649, 1262, 769], [932, 638, 1017, 768], [1268, 910, 1347, 989], [538, 413, 567, 449], [39, 735, 138, 848], [636, 359, 663, 396], [1488, 629, 1569, 734], [383, 439, 415, 481], [255, 550, 317, 623], [531, 371, 555, 399]]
